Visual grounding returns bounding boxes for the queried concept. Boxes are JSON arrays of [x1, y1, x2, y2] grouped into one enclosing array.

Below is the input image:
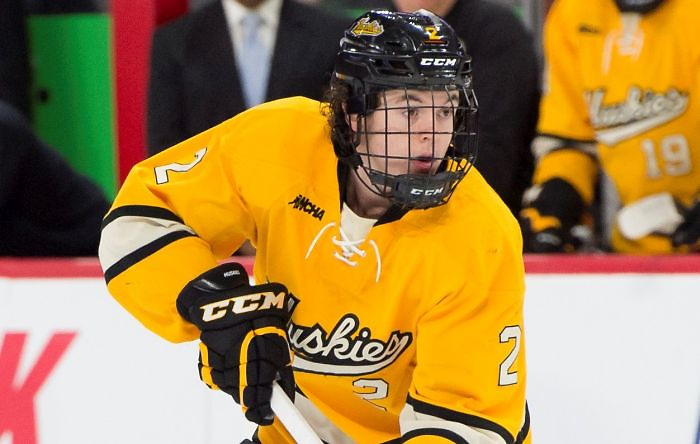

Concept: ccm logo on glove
[[200, 291, 286, 321], [176, 262, 297, 426]]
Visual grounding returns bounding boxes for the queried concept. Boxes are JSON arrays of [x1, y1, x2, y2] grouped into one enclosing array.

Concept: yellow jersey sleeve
[[99, 120, 256, 342], [538, 0, 595, 142], [532, 0, 599, 204]]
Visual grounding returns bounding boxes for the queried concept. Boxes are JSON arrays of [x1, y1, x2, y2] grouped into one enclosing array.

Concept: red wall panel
[[111, 0, 188, 184]]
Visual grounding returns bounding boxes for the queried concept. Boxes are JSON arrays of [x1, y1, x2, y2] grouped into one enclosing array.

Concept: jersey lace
[[304, 204, 382, 282]]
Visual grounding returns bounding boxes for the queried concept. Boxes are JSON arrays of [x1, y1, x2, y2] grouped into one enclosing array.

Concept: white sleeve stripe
[[99, 215, 196, 272], [102, 231, 194, 284], [400, 402, 507, 444], [406, 396, 515, 442], [532, 134, 597, 159]]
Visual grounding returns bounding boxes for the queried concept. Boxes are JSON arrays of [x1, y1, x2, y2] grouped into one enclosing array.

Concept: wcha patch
[[288, 194, 326, 221]]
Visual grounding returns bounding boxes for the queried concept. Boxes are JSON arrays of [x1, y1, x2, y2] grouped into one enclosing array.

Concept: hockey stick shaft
[[271, 381, 323, 444]]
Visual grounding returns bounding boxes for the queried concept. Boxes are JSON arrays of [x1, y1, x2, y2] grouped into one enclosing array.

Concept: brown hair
[[322, 76, 359, 161]]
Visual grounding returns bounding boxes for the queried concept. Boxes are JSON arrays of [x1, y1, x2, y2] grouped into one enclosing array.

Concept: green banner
[[28, 14, 117, 198]]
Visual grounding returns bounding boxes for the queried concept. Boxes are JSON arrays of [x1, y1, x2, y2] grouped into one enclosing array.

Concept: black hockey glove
[[176, 262, 295, 425], [520, 178, 586, 253], [671, 199, 700, 250]]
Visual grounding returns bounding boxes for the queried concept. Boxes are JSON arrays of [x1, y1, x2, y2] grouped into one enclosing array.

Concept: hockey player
[[521, 0, 700, 253], [99, 10, 530, 443]]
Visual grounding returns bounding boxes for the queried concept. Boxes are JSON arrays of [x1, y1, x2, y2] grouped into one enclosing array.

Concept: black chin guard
[[369, 169, 467, 210], [614, 0, 664, 13]]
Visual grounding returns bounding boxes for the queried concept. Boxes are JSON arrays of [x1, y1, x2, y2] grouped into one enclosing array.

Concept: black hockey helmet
[[329, 9, 478, 210]]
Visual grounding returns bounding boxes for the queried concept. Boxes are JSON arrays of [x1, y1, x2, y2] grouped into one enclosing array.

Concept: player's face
[[355, 88, 458, 179]]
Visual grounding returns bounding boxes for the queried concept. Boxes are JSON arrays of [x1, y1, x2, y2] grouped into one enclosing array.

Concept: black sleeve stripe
[[380, 439, 402, 444], [101, 205, 184, 230], [515, 403, 530, 444], [103, 231, 194, 284], [402, 428, 469, 443], [407, 395, 514, 444]]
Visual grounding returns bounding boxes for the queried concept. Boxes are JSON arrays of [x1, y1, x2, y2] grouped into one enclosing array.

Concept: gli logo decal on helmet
[[350, 17, 384, 37]]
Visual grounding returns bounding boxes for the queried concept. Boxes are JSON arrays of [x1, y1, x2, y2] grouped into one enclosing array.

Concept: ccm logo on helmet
[[410, 187, 444, 196], [420, 57, 457, 67], [199, 291, 286, 322]]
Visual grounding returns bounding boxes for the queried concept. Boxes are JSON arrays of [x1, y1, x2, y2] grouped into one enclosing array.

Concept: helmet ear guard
[[329, 9, 478, 210]]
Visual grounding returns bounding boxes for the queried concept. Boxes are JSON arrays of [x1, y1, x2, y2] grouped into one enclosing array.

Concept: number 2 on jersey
[[154, 148, 207, 184], [353, 378, 388, 410], [499, 325, 521, 386]]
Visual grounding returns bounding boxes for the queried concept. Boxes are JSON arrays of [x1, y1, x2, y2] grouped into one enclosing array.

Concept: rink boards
[[1, 256, 699, 444]]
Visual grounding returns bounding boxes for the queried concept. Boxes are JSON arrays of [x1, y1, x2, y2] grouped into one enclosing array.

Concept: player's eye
[[436, 107, 454, 118], [402, 107, 419, 118]]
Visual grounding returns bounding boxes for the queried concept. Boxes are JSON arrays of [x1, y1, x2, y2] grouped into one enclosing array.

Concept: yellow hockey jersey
[[99, 97, 529, 443], [533, 0, 700, 253]]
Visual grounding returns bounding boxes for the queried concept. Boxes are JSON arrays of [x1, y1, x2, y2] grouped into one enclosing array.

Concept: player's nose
[[417, 130, 432, 143], [411, 118, 434, 141]]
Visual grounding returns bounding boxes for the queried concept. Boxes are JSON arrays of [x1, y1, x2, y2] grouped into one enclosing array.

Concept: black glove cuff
[[672, 200, 700, 247], [176, 262, 249, 323], [532, 178, 586, 229]]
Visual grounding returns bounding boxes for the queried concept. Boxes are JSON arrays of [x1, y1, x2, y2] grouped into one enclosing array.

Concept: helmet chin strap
[[614, 0, 664, 13]]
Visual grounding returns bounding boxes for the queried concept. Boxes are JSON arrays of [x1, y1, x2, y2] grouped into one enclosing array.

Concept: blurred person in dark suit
[[0, 0, 30, 116], [1, 0, 104, 116], [147, 0, 348, 155], [0, 100, 109, 256], [394, 0, 540, 216], [25, 0, 101, 13]]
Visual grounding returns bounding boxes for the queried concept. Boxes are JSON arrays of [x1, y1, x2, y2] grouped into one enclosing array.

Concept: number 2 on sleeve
[[154, 148, 207, 184], [498, 325, 521, 386]]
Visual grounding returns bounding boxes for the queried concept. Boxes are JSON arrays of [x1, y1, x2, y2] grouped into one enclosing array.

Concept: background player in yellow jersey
[[521, 0, 700, 254], [99, 9, 530, 443]]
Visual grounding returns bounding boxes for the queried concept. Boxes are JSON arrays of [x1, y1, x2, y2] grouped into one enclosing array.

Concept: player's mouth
[[410, 155, 436, 174]]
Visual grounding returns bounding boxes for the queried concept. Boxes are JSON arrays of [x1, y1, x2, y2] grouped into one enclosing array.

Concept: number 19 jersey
[[534, 0, 700, 252]]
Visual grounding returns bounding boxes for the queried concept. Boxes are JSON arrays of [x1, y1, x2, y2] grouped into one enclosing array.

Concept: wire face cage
[[352, 84, 478, 209]]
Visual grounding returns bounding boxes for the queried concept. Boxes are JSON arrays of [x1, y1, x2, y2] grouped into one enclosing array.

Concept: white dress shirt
[[222, 0, 283, 61]]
